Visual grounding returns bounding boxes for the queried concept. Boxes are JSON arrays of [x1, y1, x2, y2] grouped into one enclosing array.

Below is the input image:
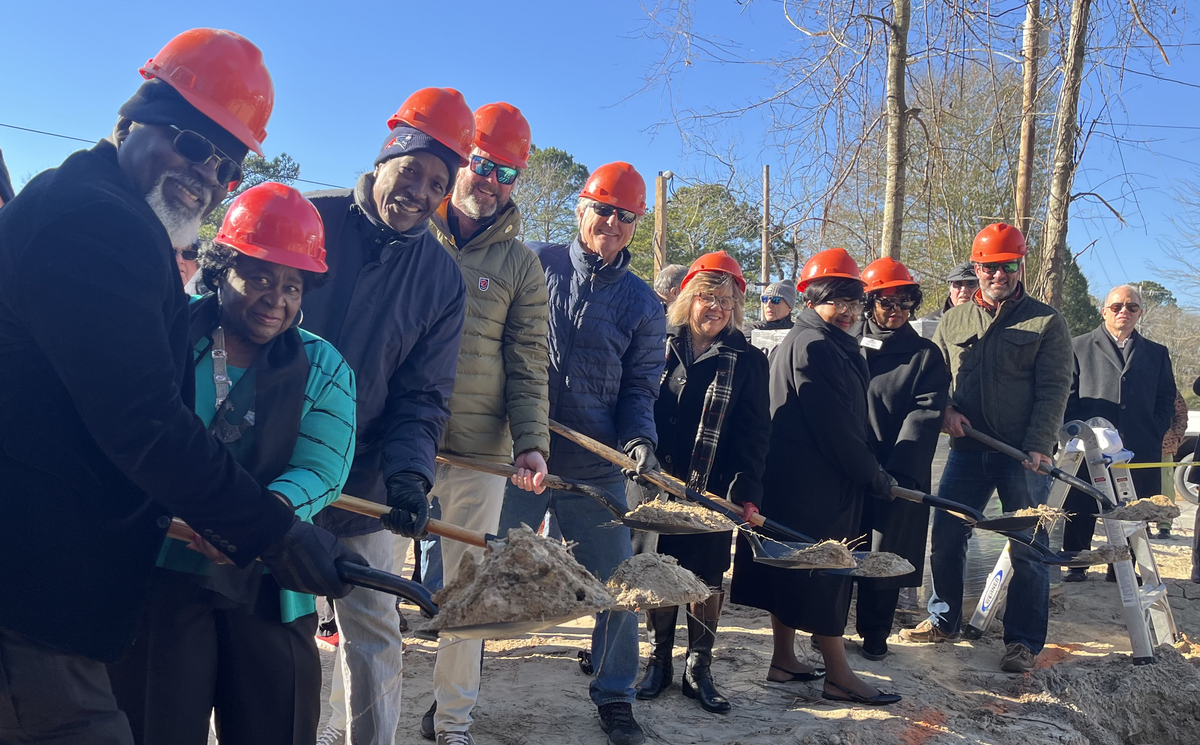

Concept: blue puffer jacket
[[532, 237, 666, 480]]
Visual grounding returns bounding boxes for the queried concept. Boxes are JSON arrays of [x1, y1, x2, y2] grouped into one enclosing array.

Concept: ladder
[[961, 418, 1177, 664]]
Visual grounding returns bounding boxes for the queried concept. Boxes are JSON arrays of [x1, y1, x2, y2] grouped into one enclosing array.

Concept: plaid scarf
[[671, 328, 739, 493]]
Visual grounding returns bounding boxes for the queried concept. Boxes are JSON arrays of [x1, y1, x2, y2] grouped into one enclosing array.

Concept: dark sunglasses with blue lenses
[[470, 155, 520, 186], [589, 201, 638, 224], [167, 125, 243, 189], [761, 295, 786, 305]]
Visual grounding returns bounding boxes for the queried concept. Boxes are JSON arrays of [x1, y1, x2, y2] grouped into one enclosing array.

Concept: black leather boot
[[682, 594, 731, 714], [635, 607, 677, 700]]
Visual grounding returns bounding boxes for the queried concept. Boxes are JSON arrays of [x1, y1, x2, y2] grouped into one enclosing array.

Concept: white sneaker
[[436, 732, 475, 745], [316, 725, 345, 745]]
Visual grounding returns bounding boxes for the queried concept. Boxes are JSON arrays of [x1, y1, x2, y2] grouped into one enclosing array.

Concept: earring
[[291, 309, 304, 329]]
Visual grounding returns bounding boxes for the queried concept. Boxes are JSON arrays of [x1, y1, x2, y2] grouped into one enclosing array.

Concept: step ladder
[[961, 418, 1177, 664]]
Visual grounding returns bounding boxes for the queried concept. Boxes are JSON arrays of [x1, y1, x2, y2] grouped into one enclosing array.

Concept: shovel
[[164, 518, 438, 616], [961, 424, 1116, 511], [890, 486, 1043, 532], [331, 494, 493, 548]]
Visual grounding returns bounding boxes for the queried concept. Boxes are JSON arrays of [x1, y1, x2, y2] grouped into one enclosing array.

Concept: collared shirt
[[1106, 326, 1134, 351], [971, 283, 1025, 316]]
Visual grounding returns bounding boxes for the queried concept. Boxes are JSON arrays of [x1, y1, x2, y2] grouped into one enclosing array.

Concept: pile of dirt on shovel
[[606, 553, 712, 610], [1012, 504, 1069, 531], [850, 551, 915, 578], [1017, 646, 1200, 745], [782, 540, 856, 569], [1071, 544, 1132, 565], [1102, 494, 1182, 523], [430, 526, 613, 633], [624, 500, 736, 532]]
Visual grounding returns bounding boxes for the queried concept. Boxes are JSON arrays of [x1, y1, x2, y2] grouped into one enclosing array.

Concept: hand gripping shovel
[[890, 486, 1043, 532], [548, 419, 890, 572], [164, 518, 438, 616]]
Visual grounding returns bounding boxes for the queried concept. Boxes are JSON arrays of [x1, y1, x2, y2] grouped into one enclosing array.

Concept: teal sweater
[[157, 324, 357, 622]]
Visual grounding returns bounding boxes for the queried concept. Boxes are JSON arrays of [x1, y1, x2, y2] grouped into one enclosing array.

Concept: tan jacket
[[428, 199, 551, 462]]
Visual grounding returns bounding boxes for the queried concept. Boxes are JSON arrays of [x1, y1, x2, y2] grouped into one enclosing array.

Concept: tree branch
[[1070, 191, 1128, 225], [1128, 0, 1171, 66]]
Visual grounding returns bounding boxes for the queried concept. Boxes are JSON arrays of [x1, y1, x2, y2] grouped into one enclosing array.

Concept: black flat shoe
[[821, 679, 901, 706], [768, 664, 826, 682]]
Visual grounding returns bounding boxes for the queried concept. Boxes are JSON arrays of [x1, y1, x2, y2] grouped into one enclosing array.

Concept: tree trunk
[[761, 164, 770, 283], [880, 0, 911, 260], [1015, 0, 1041, 237], [1041, 0, 1091, 309]]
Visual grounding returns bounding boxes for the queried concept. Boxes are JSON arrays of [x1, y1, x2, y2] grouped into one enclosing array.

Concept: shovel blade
[[436, 613, 593, 639], [975, 515, 1042, 532], [622, 517, 728, 535]]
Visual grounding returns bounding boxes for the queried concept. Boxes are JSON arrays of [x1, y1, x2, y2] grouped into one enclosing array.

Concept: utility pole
[[761, 164, 770, 284], [1015, 0, 1042, 237], [653, 172, 668, 277]]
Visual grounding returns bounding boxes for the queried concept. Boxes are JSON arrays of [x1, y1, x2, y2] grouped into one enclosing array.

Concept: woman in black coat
[[635, 251, 770, 714], [854, 258, 949, 660], [731, 248, 900, 706]]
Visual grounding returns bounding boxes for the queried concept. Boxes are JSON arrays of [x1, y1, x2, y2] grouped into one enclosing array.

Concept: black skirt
[[658, 530, 734, 590]]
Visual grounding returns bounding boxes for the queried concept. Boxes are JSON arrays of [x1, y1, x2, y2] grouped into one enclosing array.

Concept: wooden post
[[653, 172, 668, 277], [761, 165, 770, 284], [1015, 0, 1042, 237], [880, 0, 911, 260]]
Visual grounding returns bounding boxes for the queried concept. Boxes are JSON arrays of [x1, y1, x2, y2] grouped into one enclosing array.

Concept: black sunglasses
[[167, 125, 243, 189], [178, 247, 198, 262], [470, 155, 519, 186], [1106, 302, 1142, 314], [589, 201, 637, 224], [877, 296, 918, 311]]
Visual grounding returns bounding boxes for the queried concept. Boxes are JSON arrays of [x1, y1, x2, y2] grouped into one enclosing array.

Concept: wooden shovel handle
[[332, 494, 489, 548], [435, 453, 575, 493], [548, 419, 768, 529]]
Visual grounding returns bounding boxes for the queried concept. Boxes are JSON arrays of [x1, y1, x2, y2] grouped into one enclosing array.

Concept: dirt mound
[[1018, 646, 1200, 745], [625, 499, 736, 532], [430, 526, 613, 637], [1103, 495, 1182, 523], [852, 551, 915, 578], [1071, 544, 1132, 565], [1013, 504, 1069, 531], [782, 540, 856, 569], [606, 552, 712, 610]]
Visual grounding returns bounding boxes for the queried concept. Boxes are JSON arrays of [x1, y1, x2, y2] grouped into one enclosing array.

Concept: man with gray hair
[[497, 161, 665, 745], [653, 263, 688, 310], [1061, 284, 1176, 581]]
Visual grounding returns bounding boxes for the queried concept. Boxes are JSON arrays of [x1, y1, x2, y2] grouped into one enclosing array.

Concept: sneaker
[[436, 732, 474, 745], [598, 702, 645, 745], [315, 632, 339, 653], [999, 643, 1036, 673], [420, 701, 436, 741], [316, 725, 344, 745], [899, 619, 959, 643], [1062, 568, 1087, 583]]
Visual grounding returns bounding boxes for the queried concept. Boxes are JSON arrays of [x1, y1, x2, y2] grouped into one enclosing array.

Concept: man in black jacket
[[0, 29, 360, 745], [302, 88, 469, 745], [1062, 285, 1176, 580]]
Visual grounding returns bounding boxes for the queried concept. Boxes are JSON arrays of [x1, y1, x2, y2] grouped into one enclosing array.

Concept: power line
[[0, 121, 346, 189]]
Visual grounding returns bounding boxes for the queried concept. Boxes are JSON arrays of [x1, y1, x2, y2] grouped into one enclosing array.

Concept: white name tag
[[860, 337, 883, 350]]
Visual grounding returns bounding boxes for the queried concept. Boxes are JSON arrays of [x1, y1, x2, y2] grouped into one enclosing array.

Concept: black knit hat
[[118, 79, 250, 163], [374, 124, 460, 185]]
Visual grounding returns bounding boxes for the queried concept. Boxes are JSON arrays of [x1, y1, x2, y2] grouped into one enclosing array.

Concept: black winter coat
[[302, 177, 466, 537], [859, 320, 949, 589], [731, 309, 889, 635], [654, 326, 770, 585], [0, 142, 294, 662], [1065, 326, 1175, 499]]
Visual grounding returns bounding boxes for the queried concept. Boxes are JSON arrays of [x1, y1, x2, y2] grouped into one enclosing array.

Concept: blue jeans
[[497, 476, 637, 707], [927, 449, 1052, 652], [420, 498, 444, 593]]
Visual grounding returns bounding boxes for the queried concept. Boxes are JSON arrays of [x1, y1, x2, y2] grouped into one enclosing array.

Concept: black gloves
[[381, 471, 432, 538], [870, 469, 898, 501], [260, 517, 367, 598], [622, 439, 661, 481]]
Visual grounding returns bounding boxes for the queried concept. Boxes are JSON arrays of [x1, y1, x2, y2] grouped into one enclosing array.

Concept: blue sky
[[3, 1, 1198, 298]]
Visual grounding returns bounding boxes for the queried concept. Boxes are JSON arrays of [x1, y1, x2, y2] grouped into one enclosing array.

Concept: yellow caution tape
[[1109, 461, 1183, 469]]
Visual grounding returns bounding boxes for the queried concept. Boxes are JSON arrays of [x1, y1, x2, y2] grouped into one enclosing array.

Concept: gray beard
[[454, 179, 500, 221], [145, 171, 207, 248]]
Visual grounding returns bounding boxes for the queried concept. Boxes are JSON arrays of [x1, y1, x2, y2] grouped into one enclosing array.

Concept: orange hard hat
[[681, 251, 746, 293], [473, 102, 531, 169], [140, 29, 274, 156], [796, 248, 864, 292], [216, 182, 327, 273], [387, 88, 475, 166], [971, 223, 1028, 263], [862, 256, 918, 292], [580, 162, 647, 215]]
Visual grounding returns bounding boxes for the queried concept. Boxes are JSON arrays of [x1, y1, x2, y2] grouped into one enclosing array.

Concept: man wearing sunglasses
[[0, 29, 365, 744], [1061, 285, 1175, 578], [918, 262, 978, 330], [903, 223, 1072, 675], [497, 161, 665, 745], [420, 102, 550, 745], [750, 280, 797, 331]]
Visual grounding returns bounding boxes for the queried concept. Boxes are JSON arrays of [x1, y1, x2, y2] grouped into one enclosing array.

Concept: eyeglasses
[[761, 295, 787, 305], [820, 298, 864, 314], [589, 201, 638, 224], [974, 261, 1021, 276], [469, 155, 519, 186], [1106, 302, 1142, 314], [167, 126, 242, 189], [877, 297, 918, 311], [698, 293, 736, 310], [949, 280, 978, 290], [177, 247, 198, 262]]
